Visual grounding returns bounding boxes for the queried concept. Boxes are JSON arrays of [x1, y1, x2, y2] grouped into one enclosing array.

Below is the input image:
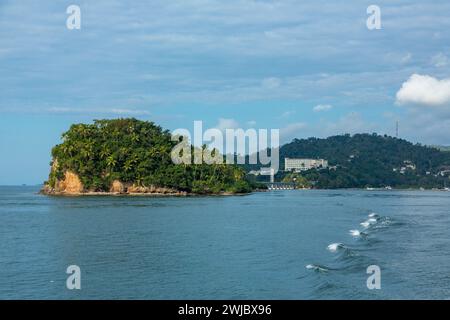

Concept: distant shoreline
[[38, 187, 253, 197], [1, 185, 449, 194], [35, 186, 450, 196]]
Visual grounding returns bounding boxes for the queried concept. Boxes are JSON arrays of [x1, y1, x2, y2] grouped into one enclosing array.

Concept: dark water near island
[[0, 186, 449, 299]]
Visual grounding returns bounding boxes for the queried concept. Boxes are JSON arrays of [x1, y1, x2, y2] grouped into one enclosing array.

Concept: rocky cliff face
[[127, 184, 185, 195], [42, 170, 84, 195], [110, 180, 127, 193], [58, 171, 84, 193], [42, 171, 187, 196]]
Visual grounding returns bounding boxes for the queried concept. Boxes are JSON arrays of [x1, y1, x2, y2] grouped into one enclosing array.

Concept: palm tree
[[100, 147, 110, 159], [123, 160, 133, 172], [106, 155, 117, 172], [131, 133, 140, 143]]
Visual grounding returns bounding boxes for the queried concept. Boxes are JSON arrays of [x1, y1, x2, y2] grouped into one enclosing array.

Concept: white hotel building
[[284, 158, 328, 172]]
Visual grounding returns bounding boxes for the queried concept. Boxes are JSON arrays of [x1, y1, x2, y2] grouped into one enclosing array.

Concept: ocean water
[[0, 186, 449, 300]]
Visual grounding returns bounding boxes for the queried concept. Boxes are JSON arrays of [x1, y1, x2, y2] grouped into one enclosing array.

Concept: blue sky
[[1, 0, 450, 184]]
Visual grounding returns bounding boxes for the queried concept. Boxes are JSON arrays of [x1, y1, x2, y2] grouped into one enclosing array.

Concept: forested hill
[[276, 134, 450, 189], [44, 118, 256, 195]]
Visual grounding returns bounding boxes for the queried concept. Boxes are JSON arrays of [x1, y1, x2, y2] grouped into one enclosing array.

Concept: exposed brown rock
[[42, 172, 188, 196], [128, 184, 187, 195], [57, 171, 84, 194], [110, 180, 126, 193]]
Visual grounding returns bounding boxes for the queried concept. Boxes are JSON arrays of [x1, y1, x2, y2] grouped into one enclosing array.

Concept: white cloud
[[215, 118, 240, 132], [110, 108, 151, 115], [279, 110, 296, 118], [280, 122, 307, 141], [430, 53, 449, 68], [400, 53, 412, 64], [322, 112, 375, 136], [313, 104, 333, 112], [246, 120, 257, 127], [46, 107, 151, 116], [396, 74, 450, 107], [393, 74, 450, 144], [261, 77, 281, 89]]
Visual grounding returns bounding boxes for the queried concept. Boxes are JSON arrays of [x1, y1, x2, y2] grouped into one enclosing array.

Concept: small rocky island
[[42, 118, 256, 196]]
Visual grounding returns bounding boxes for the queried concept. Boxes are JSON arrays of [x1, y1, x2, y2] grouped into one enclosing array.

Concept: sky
[[1, 0, 450, 185]]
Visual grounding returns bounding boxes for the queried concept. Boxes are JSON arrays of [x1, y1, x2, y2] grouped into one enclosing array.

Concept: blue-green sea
[[1, 186, 449, 299]]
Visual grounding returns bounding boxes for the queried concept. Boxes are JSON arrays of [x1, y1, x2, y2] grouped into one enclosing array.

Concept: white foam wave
[[327, 243, 344, 252], [349, 229, 361, 237], [305, 264, 329, 272], [361, 217, 378, 228], [360, 221, 370, 228]]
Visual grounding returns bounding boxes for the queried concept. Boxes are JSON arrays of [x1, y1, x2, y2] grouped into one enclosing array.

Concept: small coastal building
[[260, 167, 275, 183], [284, 158, 328, 172], [393, 160, 417, 174], [249, 168, 275, 183]]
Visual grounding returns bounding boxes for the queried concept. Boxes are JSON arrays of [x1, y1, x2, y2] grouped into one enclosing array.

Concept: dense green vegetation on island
[[46, 118, 256, 194], [248, 134, 450, 189]]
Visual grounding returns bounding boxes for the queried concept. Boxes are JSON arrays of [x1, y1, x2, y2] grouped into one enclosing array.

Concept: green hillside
[[250, 134, 450, 189]]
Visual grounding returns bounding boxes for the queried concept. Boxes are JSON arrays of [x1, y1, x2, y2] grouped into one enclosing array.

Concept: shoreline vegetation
[[38, 186, 450, 196], [41, 118, 261, 196], [38, 185, 450, 196]]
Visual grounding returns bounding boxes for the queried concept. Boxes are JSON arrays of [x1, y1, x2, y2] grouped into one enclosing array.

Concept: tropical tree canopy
[[47, 118, 255, 194]]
